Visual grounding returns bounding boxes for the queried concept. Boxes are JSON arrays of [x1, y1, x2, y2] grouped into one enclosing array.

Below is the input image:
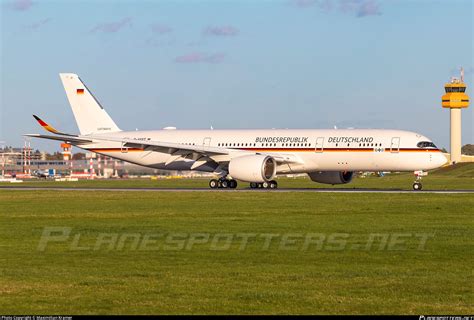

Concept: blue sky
[[1, 0, 472, 152]]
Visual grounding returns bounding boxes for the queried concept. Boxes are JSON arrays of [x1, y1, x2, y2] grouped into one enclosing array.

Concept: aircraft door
[[203, 137, 211, 147], [121, 140, 129, 153], [390, 137, 400, 153], [315, 137, 324, 153]]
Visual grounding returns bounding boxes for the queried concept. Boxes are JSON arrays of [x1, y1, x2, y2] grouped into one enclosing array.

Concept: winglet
[[33, 115, 61, 134]]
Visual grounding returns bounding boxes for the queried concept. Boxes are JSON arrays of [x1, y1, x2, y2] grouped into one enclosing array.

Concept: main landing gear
[[209, 178, 278, 190], [412, 170, 427, 191], [250, 180, 278, 189], [209, 178, 238, 189]]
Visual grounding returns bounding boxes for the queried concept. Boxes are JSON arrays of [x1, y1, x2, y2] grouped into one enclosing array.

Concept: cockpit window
[[417, 141, 437, 149]]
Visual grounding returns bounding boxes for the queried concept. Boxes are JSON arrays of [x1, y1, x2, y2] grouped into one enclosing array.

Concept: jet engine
[[308, 171, 354, 185], [228, 155, 277, 183]]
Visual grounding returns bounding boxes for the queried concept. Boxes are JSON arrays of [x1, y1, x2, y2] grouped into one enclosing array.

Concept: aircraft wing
[[90, 135, 230, 156], [24, 134, 93, 144], [263, 153, 304, 165], [26, 115, 94, 144], [91, 135, 303, 164], [29, 114, 300, 163], [32, 115, 78, 137]]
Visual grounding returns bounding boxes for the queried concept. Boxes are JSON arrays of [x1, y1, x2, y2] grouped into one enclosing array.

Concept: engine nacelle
[[308, 171, 354, 185], [229, 155, 277, 183]]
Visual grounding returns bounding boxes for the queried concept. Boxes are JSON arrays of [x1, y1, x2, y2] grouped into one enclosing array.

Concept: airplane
[[33, 169, 51, 179], [26, 73, 447, 191]]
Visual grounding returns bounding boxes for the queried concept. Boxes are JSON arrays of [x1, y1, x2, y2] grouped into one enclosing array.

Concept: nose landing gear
[[413, 181, 422, 191], [412, 170, 427, 191]]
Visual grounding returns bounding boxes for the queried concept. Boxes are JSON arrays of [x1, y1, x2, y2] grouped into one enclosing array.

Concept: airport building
[[0, 144, 209, 179]]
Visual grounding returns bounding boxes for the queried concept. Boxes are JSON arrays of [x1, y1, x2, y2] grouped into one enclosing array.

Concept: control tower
[[442, 68, 470, 164]]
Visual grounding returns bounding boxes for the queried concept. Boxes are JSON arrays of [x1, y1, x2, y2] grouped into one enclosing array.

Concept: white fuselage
[[81, 128, 446, 175]]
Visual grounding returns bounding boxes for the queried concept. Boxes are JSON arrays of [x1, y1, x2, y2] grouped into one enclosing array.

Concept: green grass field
[[1, 162, 474, 190], [0, 164, 473, 314]]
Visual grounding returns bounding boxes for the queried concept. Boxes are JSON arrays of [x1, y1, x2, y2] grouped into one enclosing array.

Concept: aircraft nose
[[433, 152, 448, 168]]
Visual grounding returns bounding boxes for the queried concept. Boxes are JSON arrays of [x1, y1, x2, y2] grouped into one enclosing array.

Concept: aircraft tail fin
[[59, 73, 121, 135]]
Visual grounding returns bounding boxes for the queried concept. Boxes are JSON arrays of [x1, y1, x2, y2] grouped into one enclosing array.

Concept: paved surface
[[1, 186, 473, 194]]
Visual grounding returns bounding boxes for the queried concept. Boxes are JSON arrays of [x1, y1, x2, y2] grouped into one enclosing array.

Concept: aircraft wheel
[[412, 182, 422, 191], [220, 179, 229, 189], [262, 181, 269, 189], [269, 180, 278, 189], [250, 182, 258, 189], [209, 179, 218, 189], [229, 179, 238, 189]]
